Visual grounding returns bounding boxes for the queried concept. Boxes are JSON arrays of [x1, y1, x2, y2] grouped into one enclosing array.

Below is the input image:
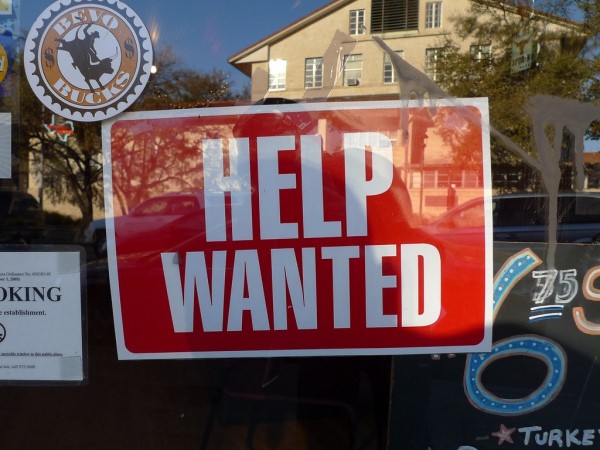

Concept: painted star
[[492, 424, 516, 445]]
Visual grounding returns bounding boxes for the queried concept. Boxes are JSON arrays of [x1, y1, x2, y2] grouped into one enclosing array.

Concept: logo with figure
[[0, 322, 6, 343], [24, 0, 153, 122]]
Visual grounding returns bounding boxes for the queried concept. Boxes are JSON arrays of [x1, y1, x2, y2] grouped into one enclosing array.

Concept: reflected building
[[228, 0, 578, 222], [229, 0, 579, 103]]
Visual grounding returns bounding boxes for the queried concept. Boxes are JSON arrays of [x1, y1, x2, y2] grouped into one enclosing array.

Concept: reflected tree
[[434, 0, 599, 191], [133, 47, 239, 110], [374, 1, 600, 265], [109, 120, 234, 215], [432, 106, 485, 170], [20, 61, 103, 228], [19, 47, 241, 226]]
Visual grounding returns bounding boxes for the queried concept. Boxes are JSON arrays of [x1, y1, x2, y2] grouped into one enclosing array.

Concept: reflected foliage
[[18, 46, 241, 226], [109, 120, 232, 215], [432, 106, 485, 170], [435, 0, 600, 191], [132, 47, 240, 111], [19, 59, 103, 227]]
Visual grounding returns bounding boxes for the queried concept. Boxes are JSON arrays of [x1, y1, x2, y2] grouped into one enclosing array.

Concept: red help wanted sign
[[102, 100, 492, 359]]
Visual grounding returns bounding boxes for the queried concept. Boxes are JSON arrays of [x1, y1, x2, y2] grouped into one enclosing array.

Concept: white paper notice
[[0, 251, 83, 382]]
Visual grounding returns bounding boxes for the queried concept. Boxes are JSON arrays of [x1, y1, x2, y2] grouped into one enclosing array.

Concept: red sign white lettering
[[102, 100, 492, 359]]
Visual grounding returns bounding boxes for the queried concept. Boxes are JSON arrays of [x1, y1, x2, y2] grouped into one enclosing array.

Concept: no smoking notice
[[0, 251, 84, 382]]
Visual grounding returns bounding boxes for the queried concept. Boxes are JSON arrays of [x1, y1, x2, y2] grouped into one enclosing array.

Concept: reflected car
[[83, 217, 107, 256], [83, 191, 204, 256], [0, 191, 45, 244], [425, 192, 600, 243]]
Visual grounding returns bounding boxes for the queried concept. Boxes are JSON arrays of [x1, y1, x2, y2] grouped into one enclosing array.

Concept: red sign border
[[101, 99, 493, 360]]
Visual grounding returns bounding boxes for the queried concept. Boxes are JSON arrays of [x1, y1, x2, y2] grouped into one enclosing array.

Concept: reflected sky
[[20, 0, 330, 94]]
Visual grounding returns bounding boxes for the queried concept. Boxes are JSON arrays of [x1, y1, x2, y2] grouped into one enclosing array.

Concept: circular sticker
[[24, 0, 153, 122], [0, 43, 8, 84]]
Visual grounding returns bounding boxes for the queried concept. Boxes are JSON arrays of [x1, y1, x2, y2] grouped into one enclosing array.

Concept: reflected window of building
[[425, 1, 442, 29], [437, 172, 449, 188], [371, 0, 419, 33], [305, 57, 323, 88], [383, 51, 404, 84], [422, 170, 483, 189], [349, 9, 366, 35], [423, 171, 437, 188], [425, 47, 443, 81], [471, 43, 492, 61], [343, 54, 362, 86], [268, 59, 287, 91]]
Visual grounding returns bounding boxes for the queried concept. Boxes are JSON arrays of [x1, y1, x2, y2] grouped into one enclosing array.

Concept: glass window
[[371, 0, 419, 32], [343, 54, 362, 86], [494, 197, 546, 227], [383, 51, 404, 83], [425, 2, 442, 29], [423, 170, 437, 188], [570, 196, 600, 223], [305, 57, 323, 88], [11, 1, 600, 448], [133, 198, 169, 216], [436, 172, 449, 188], [439, 199, 485, 229], [425, 47, 443, 80], [410, 171, 422, 189], [463, 172, 481, 188], [471, 43, 492, 60], [268, 59, 287, 90], [349, 9, 365, 35]]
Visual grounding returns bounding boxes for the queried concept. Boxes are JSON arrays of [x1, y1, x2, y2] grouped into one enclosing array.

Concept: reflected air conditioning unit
[[346, 78, 360, 86]]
